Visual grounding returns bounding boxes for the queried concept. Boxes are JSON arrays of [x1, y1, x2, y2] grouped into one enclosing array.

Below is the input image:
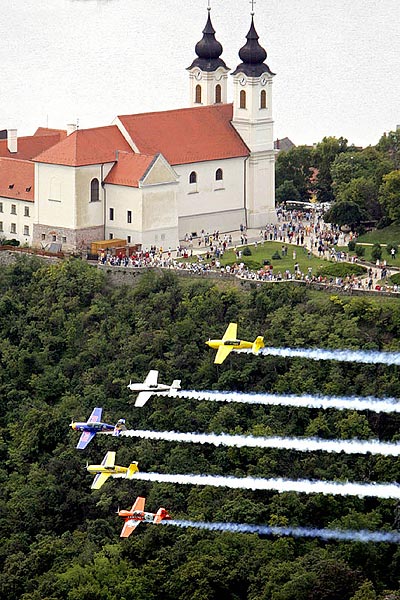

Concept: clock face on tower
[[261, 76, 268, 86], [239, 75, 246, 86], [195, 70, 202, 80]]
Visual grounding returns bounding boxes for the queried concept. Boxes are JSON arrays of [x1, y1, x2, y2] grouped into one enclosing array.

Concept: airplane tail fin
[[252, 336, 265, 355], [172, 380, 181, 390], [113, 419, 127, 436], [126, 462, 139, 479], [154, 508, 171, 523]]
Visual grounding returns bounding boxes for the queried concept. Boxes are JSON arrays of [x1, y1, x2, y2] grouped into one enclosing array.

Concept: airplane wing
[[76, 430, 96, 450], [101, 451, 116, 468], [120, 519, 141, 538], [144, 370, 158, 386], [88, 407, 102, 423], [131, 496, 146, 512], [135, 391, 153, 407], [222, 323, 237, 341], [91, 472, 111, 490], [214, 345, 234, 364]]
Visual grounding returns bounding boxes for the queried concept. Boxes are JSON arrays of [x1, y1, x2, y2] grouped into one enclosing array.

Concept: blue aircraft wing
[[88, 407, 102, 423], [77, 430, 96, 450]]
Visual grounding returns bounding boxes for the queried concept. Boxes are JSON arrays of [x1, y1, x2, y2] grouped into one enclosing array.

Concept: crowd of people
[[96, 208, 399, 295]]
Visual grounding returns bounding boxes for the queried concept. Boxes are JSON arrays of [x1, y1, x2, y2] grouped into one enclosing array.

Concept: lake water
[[1, 0, 399, 146]]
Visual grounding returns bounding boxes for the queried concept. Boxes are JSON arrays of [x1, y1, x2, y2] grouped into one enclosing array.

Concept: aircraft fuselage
[[87, 464, 128, 475], [206, 339, 253, 350], [71, 421, 115, 433]]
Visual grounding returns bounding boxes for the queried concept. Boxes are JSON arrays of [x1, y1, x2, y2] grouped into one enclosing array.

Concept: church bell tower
[[187, 5, 229, 107], [232, 9, 276, 226]]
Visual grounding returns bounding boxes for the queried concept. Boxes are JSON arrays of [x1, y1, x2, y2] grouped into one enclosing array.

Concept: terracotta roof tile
[[118, 104, 249, 165], [33, 125, 133, 167], [0, 158, 34, 201], [0, 132, 66, 161], [105, 153, 155, 187], [33, 127, 67, 137]]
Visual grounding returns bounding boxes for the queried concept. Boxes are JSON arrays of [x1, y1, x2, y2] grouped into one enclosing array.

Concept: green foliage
[[314, 136, 349, 203], [276, 180, 301, 204], [371, 244, 382, 262], [379, 170, 400, 222], [355, 245, 366, 258], [271, 251, 282, 260], [316, 262, 367, 278], [242, 246, 252, 256], [323, 201, 364, 229], [0, 258, 399, 599], [348, 240, 356, 251], [275, 145, 314, 202]]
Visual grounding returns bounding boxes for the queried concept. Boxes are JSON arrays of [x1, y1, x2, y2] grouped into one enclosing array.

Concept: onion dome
[[187, 9, 228, 72], [232, 16, 274, 77]]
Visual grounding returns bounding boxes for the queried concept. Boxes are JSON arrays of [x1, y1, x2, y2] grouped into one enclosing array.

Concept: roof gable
[[104, 152, 178, 188], [0, 132, 67, 161], [33, 125, 133, 167], [0, 158, 34, 201], [117, 104, 249, 165]]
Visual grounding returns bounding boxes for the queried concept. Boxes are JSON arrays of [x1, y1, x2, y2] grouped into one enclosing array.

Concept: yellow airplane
[[206, 322, 265, 364], [87, 451, 139, 490]]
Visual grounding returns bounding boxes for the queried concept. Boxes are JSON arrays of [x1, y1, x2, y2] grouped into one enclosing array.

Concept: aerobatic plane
[[118, 496, 171, 537], [70, 407, 127, 450], [87, 451, 139, 489], [127, 370, 181, 407], [206, 322, 265, 364]]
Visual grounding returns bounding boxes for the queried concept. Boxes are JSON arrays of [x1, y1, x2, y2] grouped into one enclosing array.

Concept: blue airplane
[[70, 407, 126, 450]]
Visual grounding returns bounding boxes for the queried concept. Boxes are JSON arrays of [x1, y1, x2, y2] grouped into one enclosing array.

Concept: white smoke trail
[[238, 346, 400, 366], [162, 519, 400, 544], [121, 429, 400, 456], [128, 471, 400, 499], [170, 389, 400, 414]]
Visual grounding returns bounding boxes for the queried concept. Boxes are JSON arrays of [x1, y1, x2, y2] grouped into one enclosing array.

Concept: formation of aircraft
[[70, 407, 127, 449], [87, 451, 139, 489], [127, 369, 181, 407], [206, 322, 265, 364], [118, 496, 171, 537]]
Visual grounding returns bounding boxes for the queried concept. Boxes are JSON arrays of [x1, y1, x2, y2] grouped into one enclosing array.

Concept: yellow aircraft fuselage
[[206, 338, 253, 351], [87, 464, 129, 476]]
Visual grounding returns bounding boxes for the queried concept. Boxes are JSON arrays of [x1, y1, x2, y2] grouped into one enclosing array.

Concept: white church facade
[[0, 8, 276, 252]]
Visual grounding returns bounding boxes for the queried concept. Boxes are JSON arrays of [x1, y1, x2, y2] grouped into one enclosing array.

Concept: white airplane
[[127, 370, 181, 407]]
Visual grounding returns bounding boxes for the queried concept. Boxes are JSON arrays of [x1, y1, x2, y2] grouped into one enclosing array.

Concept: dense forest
[[1, 256, 400, 600]]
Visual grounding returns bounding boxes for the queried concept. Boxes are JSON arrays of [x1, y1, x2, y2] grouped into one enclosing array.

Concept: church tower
[[232, 10, 276, 226], [187, 5, 229, 107]]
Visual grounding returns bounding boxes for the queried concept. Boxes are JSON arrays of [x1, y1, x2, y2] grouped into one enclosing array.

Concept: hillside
[[0, 256, 400, 600]]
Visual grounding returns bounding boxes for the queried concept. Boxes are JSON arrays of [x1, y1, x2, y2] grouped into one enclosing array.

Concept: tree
[[323, 201, 364, 229], [275, 180, 301, 204], [275, 145, 315, 202], [314, 136, 349, 203], [379, 170, 400, 222], [376, 130, 400, 170], [371, 244, 382, 262], [335, 176, 382, 221]]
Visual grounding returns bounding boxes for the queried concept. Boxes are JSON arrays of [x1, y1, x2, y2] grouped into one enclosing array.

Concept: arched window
[[260, 89, 267, 109], [215, 84, 222, 103], [90, 178, 99, 202], [195, 84, 202, 104], [240, 90, 246, 109], [215, 168, 223, 181], [189, 171, 197, 184]]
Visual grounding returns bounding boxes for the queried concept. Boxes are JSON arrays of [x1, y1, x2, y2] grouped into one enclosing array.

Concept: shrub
[[377, 216, 393, 229], [348, 240, 356, 252], [4, 238, 20, 247], [391, 273, 400, 285], [271, 251, 281, 260], [316, 263, 367, 278], [371, 243, 382, 262], [242, 246, 252, 256], [355, 245, 365, 258]]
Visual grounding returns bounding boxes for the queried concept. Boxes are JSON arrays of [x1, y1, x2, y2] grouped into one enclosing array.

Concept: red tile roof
[[104, 153, 155, 187], [33, 127, 67, 137], [33, 125, 133, 167], [0, 158, 34, 201], [118, 104, 249, 165], [0, 132, 67, 161]]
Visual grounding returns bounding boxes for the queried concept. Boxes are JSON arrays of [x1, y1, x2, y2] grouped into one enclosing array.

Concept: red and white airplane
[[118, 496, 171, 537]]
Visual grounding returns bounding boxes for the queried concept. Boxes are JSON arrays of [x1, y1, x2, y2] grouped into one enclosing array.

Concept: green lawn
[[357, 223, 400, 245]]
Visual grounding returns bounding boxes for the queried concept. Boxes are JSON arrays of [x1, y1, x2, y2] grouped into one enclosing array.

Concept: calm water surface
[[1, 0, 399, 146]]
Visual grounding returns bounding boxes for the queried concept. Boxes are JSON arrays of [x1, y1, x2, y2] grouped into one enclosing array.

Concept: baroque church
[[0, 7, 276, 252]]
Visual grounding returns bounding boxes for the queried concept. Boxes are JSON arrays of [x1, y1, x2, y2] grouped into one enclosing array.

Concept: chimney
[[7, 129, 17, 153], [67, 123, 77, 136]]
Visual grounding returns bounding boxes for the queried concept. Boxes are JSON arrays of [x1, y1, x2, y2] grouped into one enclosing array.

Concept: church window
[[195, 84, 202, 104], [215, 84, 221, 103], [24, 206, 30, 217], [127, 210, 132, 223], [240, 90, 246, 109], [215, 168, 223, 181], [189, 171, 197, 184], [90, 178, 100, 202], [109, 207, 114, 221], [24, 225, 30, 236], [11, 204, 16, 214], [260, 89, 267, 109], [11, 223, 16, 233]]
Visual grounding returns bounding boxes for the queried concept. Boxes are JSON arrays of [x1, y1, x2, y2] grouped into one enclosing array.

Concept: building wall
[[0, 196, 34, 245], [174, 156, 246, 236]]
